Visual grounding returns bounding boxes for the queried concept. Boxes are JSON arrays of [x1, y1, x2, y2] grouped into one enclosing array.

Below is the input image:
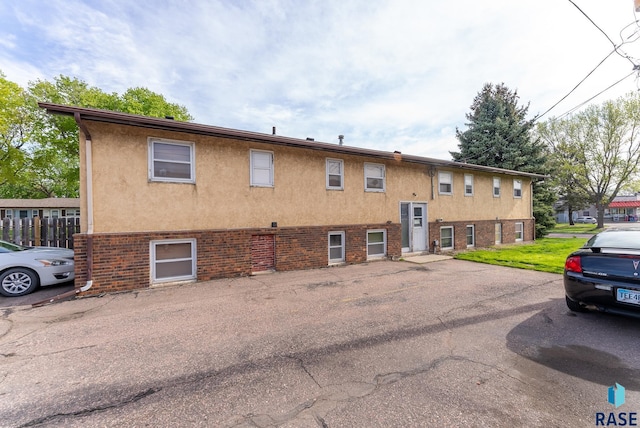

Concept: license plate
[[617, 288, 640, 305]]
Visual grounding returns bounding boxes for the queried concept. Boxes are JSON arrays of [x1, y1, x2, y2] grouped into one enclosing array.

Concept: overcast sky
[[2, 0, 640, 160]]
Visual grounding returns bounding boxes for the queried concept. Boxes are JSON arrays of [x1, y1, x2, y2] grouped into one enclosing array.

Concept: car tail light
[[565, 255, 582, 273]]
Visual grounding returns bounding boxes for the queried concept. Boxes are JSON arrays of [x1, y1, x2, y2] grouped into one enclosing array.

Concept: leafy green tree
[[0, 72, 34, 197], [538, 92, 640, 228], [536, 120, 591, 225], [451, 83, 556, 237], [0, 73, 193, 198]]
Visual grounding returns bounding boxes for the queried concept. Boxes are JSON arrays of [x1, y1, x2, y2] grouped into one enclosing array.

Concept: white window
[[364, 163, 385, 192], [495, 223, 502, 244], [328, 231, 345, 264], [326, 159, 344, 190], [466, 225, 475, 247], [51, 209, 60, 218], [250, 150, 274, 187], [367, 229, 386, 258], [439, 172, 452, 195], [440, 226, 454, 250], [149, 138, 195, 183], [515, 222, 524, 241], [151, 239, 196, 283], [493, 177, 501, 197], [31, 210, 39, 218], [4, 211, 12, 219], [464, 174, 474, 196], [513, 179, 522, 198]]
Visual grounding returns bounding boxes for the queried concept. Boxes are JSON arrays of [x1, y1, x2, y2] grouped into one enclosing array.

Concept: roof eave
[[38, 102, 547, 179]]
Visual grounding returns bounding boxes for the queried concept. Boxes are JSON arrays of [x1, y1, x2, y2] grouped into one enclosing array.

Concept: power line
[[553, 71, 635, 120], [568, 0, 637, 67], [536, 49, 615, 121], [537, 2, 640, 121]]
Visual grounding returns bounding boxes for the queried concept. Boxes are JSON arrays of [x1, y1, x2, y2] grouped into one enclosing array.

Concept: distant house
[[39, 103, 545, 296], [606, 193, 640, 221], [555, 192, 640, 223], [0, 198, 80, 220]]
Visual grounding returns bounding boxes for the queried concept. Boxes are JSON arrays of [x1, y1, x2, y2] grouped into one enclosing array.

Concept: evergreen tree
[[451, 83, 555, 237]]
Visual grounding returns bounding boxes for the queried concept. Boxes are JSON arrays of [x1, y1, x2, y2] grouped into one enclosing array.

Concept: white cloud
[[1, 0, 639, 162]]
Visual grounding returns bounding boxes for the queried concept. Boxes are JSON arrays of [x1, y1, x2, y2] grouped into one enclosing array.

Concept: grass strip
[[454, 238, 587, 274]]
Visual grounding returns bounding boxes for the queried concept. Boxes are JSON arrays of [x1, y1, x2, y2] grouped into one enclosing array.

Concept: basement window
[[151, 239, 196, 283], [367, 229, 386, 259], [328, 231, 345, 264]]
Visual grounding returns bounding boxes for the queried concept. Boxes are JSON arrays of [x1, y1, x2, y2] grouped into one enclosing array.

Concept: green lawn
[[454, 238, 587, 274], [550, 223, 602, 234]]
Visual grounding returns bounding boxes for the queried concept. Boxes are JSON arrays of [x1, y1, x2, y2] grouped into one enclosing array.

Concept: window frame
[[150, 238, 197, 284], [328, 231, 346, 264], [148, 138, 196, 184], [493, 177, 501, 198], [250, 149, 274, 187], [440, 226, 454, 250], [438, 171, 453, 195], [364, 163, 385, 192], [366, 229, 387, 259], [466, 225, 475, 247], [464, 174, 474, 196], [326, 158, 344, 190], [513, 179, 522, 198], [515, 222, 524, 242]]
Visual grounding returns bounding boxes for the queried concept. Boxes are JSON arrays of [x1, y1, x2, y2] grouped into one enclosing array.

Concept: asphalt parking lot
[[1, 258, 638, 427], [0, 281, 75, 308]]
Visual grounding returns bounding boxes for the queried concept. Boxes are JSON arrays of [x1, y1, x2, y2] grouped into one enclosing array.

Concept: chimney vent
[[338, 135, 344, 145]]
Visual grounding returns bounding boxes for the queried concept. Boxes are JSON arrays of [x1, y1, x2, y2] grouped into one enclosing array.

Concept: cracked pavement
[[0, 259, 638, 427]]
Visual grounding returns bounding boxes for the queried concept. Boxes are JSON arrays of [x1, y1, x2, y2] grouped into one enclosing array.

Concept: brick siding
[[428, 218, 535, 253], [73, 222, 401, 295]]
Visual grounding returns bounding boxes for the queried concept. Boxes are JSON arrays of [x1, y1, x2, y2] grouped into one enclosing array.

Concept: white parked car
[[0, 240, 74, 297], [575, 216, 597, 224]]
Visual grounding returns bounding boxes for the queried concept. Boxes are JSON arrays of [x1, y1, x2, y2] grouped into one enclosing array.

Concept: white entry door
[[412, 204, 427, 252], [400, 202, 428, 253]]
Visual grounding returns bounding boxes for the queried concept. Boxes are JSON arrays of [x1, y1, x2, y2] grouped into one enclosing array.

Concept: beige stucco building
[[40, 103, 544, 295]]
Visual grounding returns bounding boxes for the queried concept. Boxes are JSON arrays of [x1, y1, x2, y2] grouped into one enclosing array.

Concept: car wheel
[[565, 295, 587, 312], [0, 268, 39, 297]]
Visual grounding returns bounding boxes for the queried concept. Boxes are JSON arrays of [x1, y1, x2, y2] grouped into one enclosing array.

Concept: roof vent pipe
[[338, 135, 344, 146], [272, 126, 276, 135]]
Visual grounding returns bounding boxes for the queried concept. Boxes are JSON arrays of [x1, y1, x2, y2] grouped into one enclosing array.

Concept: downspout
[[531, 180, 535, 241], [74, 113, 94, 293], [428, 166, 436, 200]]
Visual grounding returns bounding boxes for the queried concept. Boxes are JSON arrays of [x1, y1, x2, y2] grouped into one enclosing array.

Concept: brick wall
[[73, 222, 401, 295], [428, 218, 535, 253], [251, 234, 275, 272]]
